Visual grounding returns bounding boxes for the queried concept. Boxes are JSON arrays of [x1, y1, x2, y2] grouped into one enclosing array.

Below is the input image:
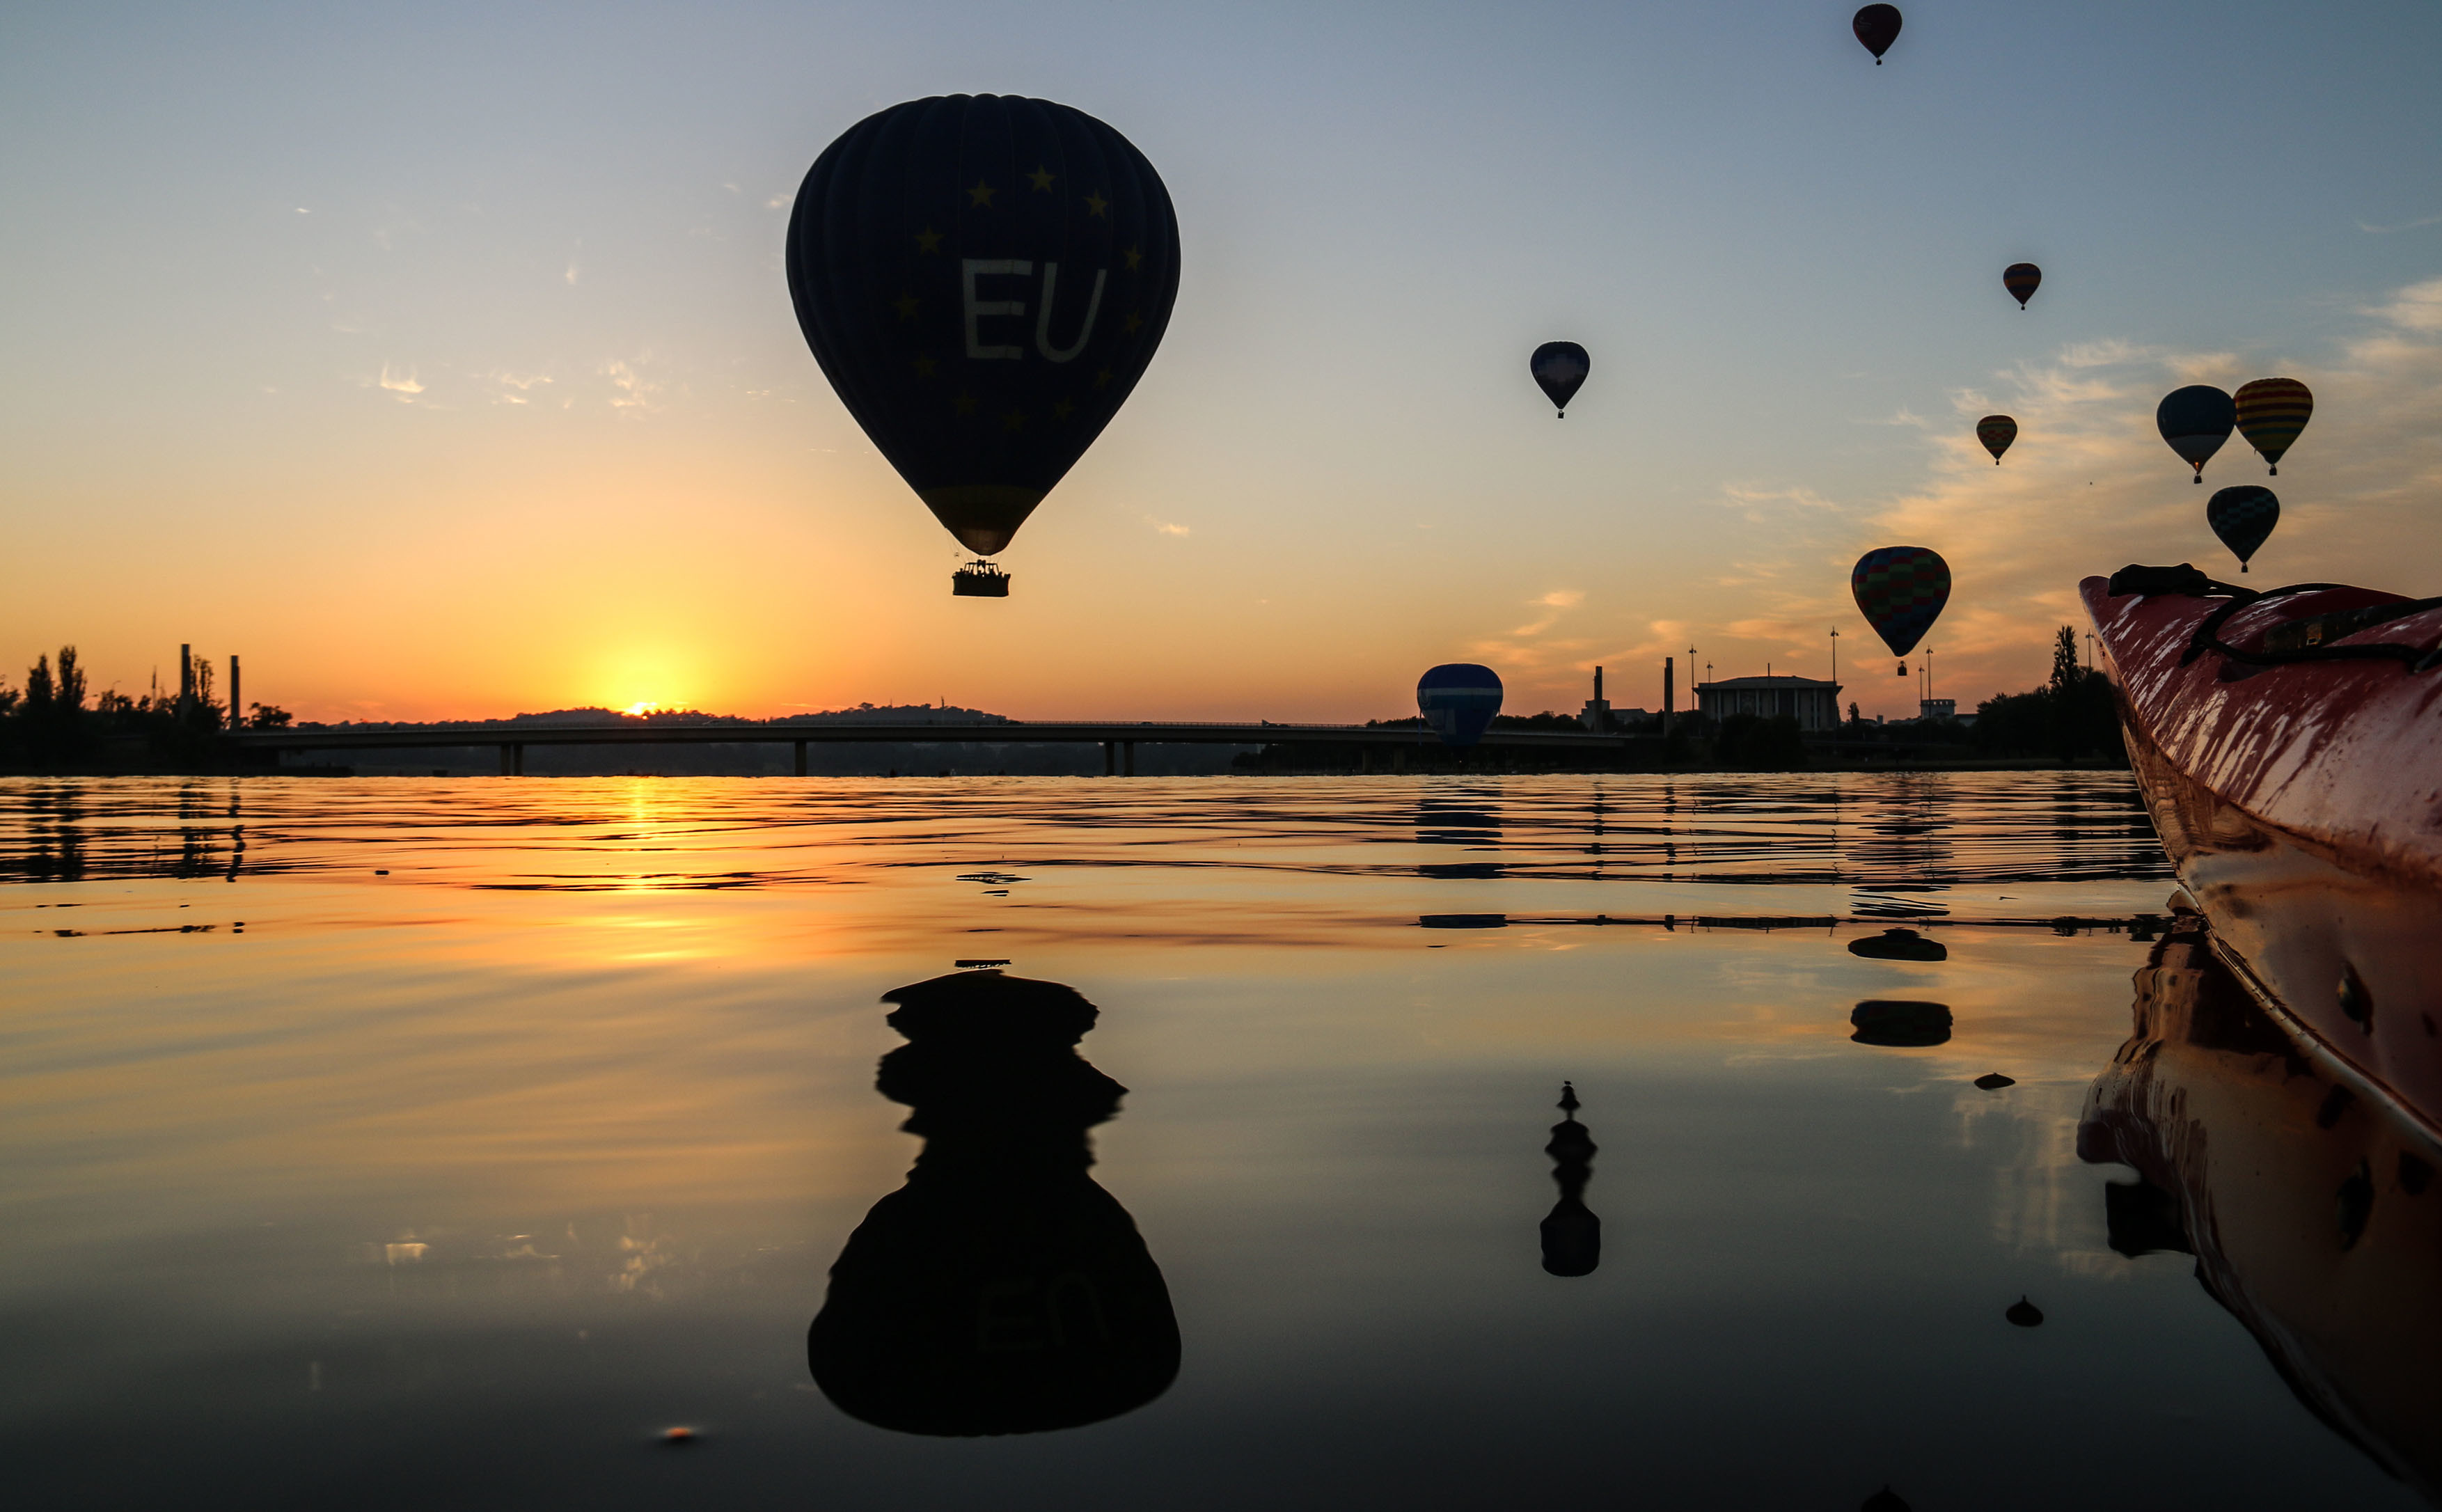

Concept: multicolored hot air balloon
[[2155, 386, 2237, 485], [1418, 664, 1503, 749], [786, 95, 1183, 597], [1530, 342, 1590, 417], [1852, 4, 1902, 63], [1852, 546, 1950, 672], [2003, 263, 2041, 309], [1976, 415, 2017, 464], [2207, 486, 2279, 574], [2234, 377, 2313, 476]]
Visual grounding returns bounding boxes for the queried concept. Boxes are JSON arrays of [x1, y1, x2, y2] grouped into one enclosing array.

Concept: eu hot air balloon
[[1976, 415, 2017, 464], [1418, 664, 1503, 749], [2003, 263, 2041, 310], [1530, 342, 1589, 417], [786, 95, 1182, 597], [1853, 4, 1902, 63], [2155, 386, 2237, 485], [2234, 377, 2313, 476], [2207, 486, 2278, 574], [1851, 546, 1950, 674]]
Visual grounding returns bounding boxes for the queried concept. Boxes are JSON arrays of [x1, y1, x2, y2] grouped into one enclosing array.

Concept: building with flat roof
[[1695, 675, 1842, 732]]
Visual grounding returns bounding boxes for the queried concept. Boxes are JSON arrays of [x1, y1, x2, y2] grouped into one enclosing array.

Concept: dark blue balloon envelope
[[1417, 664, 1504, 748], [787, 95, 1182, 557]]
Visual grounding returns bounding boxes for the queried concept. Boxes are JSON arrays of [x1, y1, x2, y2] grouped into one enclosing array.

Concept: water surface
[[3, 773, 2429, 1509]]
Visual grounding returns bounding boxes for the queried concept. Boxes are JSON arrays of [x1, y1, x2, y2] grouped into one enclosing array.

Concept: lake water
[[3, 773, 2433, 1510]]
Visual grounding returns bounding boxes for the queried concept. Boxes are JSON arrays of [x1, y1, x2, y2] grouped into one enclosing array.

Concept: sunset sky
[[3, 0, 2438, 723]]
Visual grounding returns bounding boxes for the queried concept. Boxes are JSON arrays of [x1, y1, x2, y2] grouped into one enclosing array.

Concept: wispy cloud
[[378, 363, 423, 399], [1144, 516, 1191, 536], [2357, 213, 2442, 235], [602, 359, 661, 414]]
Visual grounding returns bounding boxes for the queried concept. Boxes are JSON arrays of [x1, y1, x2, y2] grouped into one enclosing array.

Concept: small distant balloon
[[2003, 262, 2041, 309], [1851, 546, 1950, 659], [1852, 4, 1903, 63], [2006, 1296, 2045, 1328], [2155, 386, 2237, 485], [1418, 664, 1504, 749], [1530, 342, 1589, 416], [2233, 377, 2313, 476], [1976, 414, 2017, 464], [2207, 486, 2278, 574]]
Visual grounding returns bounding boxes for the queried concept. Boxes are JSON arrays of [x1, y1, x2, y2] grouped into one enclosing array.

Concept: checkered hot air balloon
[[2234, 377, 2313, 476], [1852, 546, 1950, 665], [2002, 263, 2041, 310], [1976, 415, 2017, 464], [2156, 386, 2236, 485], [2207, 487, 2279, 574]]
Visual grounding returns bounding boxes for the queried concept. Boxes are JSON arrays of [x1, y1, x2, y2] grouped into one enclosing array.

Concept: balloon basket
[[952, 560, 1010, 598]]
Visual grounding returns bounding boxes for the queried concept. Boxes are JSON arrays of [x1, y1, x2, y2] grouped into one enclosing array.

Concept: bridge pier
[[1101, 741, 1116, 777], [793, 740, 808, 777], [498, 743, 524, 776], [1123, 740, 1136, 777]]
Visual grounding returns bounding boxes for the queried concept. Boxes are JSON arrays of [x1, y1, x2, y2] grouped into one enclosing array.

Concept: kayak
[[2077, 931, 2442, 1502], [2082, 566, 2442, 1138]]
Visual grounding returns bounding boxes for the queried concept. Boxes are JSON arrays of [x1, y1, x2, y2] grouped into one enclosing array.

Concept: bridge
[[222, 720, 1647, 775]]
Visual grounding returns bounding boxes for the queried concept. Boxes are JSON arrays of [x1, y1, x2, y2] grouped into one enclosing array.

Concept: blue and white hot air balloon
[[1418, 664, 1503, 748]]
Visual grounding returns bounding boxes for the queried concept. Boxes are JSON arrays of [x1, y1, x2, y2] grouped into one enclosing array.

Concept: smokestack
[[1663, 656, 1675, 737], [229, 655, 240, 732], [178, 644, 193, 718], [1593, 665, 1603, 703]]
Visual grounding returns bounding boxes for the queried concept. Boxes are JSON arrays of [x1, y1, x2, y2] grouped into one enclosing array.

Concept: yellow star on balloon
[[913, 227, 943, 253], [912, 356, 937, 379], [1082, 191, 1108, 219], [892, 294, 919, 321], [1001, 409, 1029, 434], [1027, 165, 1055, 192], [1052, 398, 1075, 420], [1121, 311, 1142, 334], [1093, 368, 1112, 388], [967, 180, 995, 207], [952, 392, 977, 416], [1122, 246, 1142, 271]]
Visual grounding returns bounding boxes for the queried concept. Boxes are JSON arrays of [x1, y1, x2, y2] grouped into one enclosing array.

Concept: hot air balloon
[[1418, 664, 1503, 749], [1851, 546, 1950, 673], [2155, 386, 2237, 485], [2002, 263, 2041, 309], [2234, 377, 2313, 476], [786, 95, 1182, 597], [2207, 486, 2278, 574], [1976, 415, 2017, 464], [1530, 342, 1589, 417], [1853, 4, 1902, 63]]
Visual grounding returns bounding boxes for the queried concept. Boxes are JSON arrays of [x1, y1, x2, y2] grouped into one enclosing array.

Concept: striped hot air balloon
[[2207, 487, 2279, 574], [1851, 547, 1950, 666], [2234, 377, 2313, 476], [1976, 415, 2017, 464], [2003, 263, 2041, 309], [2156, 386, 2237, 484]]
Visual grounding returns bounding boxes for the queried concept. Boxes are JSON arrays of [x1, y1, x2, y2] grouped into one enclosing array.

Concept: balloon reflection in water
[[808, 970, 1179, 1435], [1540, 1082, 1600, 1277], [2079, 934, 2442, 1504]]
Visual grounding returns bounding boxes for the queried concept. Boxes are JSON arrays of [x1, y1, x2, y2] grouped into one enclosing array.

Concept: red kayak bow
[[2085, 566, 2442, 1135]]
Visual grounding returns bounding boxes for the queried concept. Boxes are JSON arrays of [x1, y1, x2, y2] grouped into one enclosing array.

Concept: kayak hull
[[2083, 574, 2442, 1137]]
